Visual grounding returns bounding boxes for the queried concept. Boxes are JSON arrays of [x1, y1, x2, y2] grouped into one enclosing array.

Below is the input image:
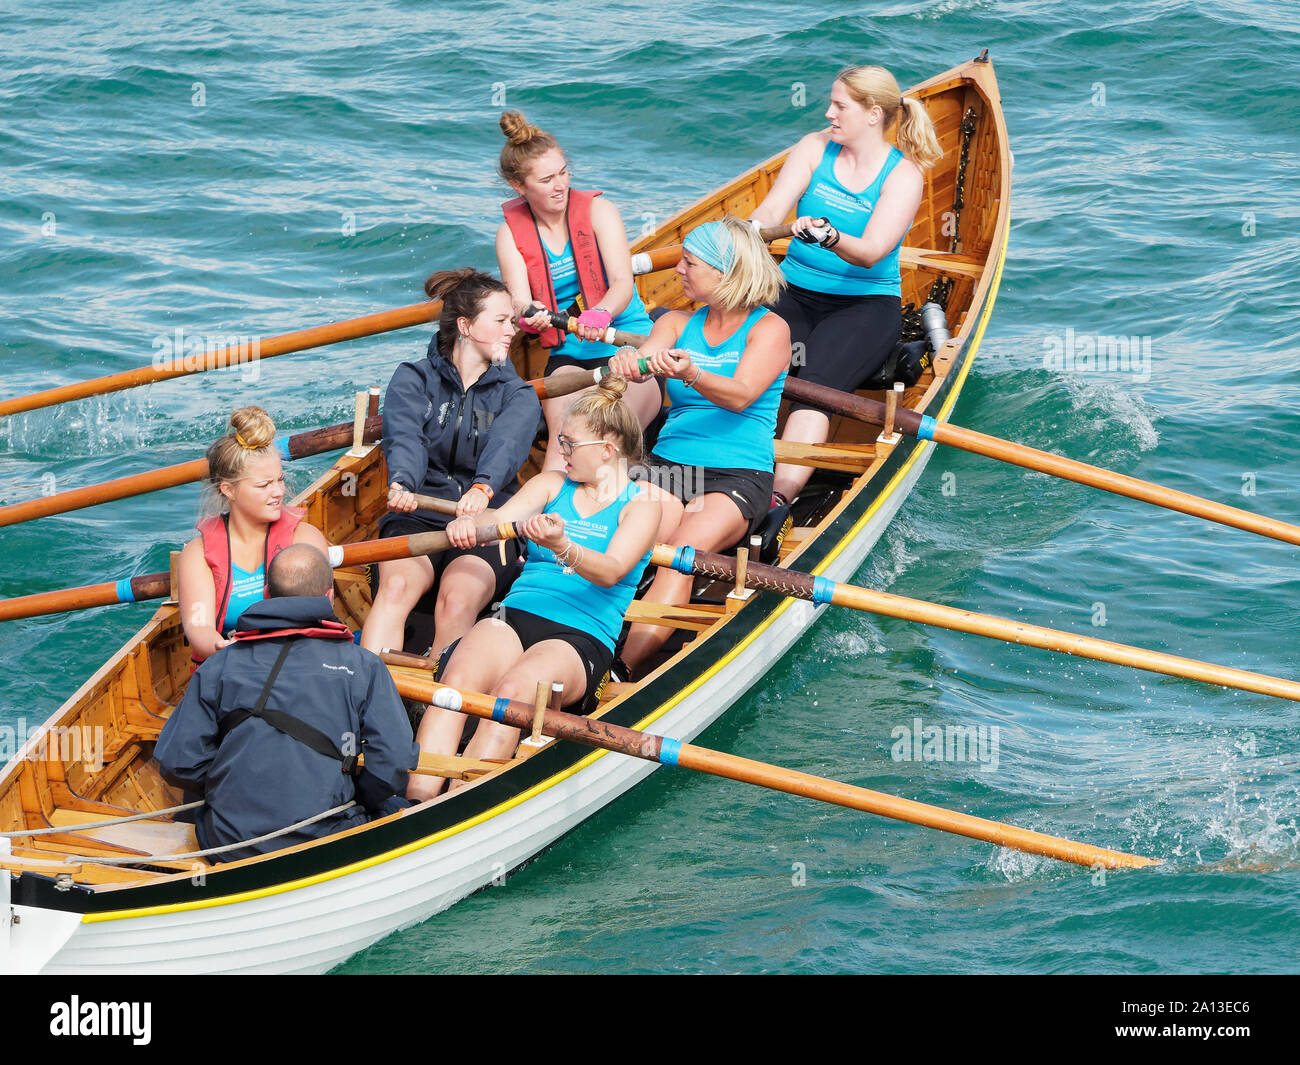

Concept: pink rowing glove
[[577, 307, 612, 332]]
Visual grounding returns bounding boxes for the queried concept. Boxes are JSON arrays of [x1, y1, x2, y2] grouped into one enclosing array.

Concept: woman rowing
[[609, 216, 790, 674], [494, 109, 661, 471], [749, 65, 941, 507], [359, 269, 542, 660], [407, 377, 660, 801], [178, 406, 330, 662]]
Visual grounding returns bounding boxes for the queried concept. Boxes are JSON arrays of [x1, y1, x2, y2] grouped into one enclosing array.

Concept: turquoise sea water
[[2, 1, 1298, 974]]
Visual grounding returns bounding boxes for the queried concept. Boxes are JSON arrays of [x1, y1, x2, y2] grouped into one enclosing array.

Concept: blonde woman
[[609, 216, 790, 673], [408, 377, 660, 800], [177, 407, 330, 662], [493, 109, 661, 471], [749, 64, 942, 507]]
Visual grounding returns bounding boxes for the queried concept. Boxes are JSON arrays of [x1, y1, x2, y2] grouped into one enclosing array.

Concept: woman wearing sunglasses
[[406, 376, 663, 800]]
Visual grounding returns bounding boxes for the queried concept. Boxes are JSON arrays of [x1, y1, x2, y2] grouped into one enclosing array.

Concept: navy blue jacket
[[383, 338, 542, 521], [155, 597, 419, 863]]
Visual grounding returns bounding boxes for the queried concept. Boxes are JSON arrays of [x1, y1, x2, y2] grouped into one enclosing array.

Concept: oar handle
[[389, 676, 1155, 870], [629, 224, 795, 276], [407, 493, 458, 516]]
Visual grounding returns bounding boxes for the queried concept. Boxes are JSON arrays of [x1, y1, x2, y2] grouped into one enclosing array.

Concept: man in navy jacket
[[155, 545, 419, 863]]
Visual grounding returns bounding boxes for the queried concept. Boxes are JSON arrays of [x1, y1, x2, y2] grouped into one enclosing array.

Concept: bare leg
[[431, 553, 498, 658], [540, 368, 594, 473], [359, 555, 435, 654], [624, 377, 663, 431], [772, 408, 831, 503], [619, 493, 749, 672], [407, 617, 521, 802], [451, 639, 588, 787]]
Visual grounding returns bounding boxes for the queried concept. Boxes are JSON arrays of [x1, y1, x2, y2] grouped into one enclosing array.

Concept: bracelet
[[556, 540, 584, 575], [684, 365, 703, 389], [468, 483, 493, 500]]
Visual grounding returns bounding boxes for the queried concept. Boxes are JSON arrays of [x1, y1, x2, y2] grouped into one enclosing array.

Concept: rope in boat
[[8, 801, 358, 869], [0, 800, 206, 838]]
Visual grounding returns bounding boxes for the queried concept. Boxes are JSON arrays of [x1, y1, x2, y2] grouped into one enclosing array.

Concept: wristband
[[468, 483, 493, 500], [685, 365, 703, 389]]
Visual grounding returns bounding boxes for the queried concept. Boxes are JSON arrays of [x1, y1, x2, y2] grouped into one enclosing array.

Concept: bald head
[[267, 544, 334, 599]]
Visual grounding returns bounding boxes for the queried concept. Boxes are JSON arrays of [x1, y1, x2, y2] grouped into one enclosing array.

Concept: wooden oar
[[0, 415, 383, 528], [0, 301, 443, 419], [387, 676, 1156, 870], [653, 545, 1300, 704], [0, 511, 504, 624], [628, 222, 796, 276], [782, 376, 1300, 549], [535, 315, 1300, 550]]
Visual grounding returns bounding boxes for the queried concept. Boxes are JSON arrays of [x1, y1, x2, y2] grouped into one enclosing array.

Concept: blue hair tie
[[683, 221, 735, 274]]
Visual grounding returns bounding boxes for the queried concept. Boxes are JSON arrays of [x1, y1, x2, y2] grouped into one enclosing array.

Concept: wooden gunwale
[[2, 57, 1008, 934]]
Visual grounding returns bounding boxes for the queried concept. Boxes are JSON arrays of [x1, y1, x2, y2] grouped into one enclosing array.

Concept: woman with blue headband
[[748, 65, 941, 508], [609, 216, 790, 674]]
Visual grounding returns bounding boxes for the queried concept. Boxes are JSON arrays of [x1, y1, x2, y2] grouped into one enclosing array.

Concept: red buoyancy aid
[[198, 506, 306, 634], [502, 189, 609, 348], [230, 617, 353, 642]]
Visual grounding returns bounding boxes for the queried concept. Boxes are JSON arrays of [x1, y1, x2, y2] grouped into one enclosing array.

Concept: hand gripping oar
[[0, 301, 444, 420], [0, 510, 509, 624], [385, 675, 1156, 870], [652, 545, 1300, 705], [0, 415, 384, 528], [781, 376, 1300, 550]]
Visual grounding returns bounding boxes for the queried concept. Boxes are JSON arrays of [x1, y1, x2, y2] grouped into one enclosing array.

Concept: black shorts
[[772, 283, 902, 412], [378, 510, 520, 602], [439, 607, 613, 704], [639, 452, 773, 534], [546, 350, 607, 374]]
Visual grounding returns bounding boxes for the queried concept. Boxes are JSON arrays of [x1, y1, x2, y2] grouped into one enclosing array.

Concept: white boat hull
[[13, 444, 936, 975]]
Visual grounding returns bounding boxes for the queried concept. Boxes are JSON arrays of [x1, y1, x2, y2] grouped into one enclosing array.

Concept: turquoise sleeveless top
[[652, 307, 785, 473], [545, 240, 653, 363], [781, 143, 905, 296], [223, 560, 265, 634], [503, 479, 650, 651]]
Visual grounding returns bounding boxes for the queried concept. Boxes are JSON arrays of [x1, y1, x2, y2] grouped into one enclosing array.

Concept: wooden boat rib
[[0, 54, 1010, 974]]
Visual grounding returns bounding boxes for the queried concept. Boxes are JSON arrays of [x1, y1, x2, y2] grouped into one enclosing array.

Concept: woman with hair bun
[[177, 406, 331, 662], [494, 109, 661, 472], [609, 215, 790, 674], [749, 64, 941, 508], [408, 376, 661, 800], [359, 268, 542, 662]]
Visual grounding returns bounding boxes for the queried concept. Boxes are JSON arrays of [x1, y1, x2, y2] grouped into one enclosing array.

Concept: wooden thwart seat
[[622, 600, 726, 632], [900, 246, 984, 279], [773, 440, 876, 472]]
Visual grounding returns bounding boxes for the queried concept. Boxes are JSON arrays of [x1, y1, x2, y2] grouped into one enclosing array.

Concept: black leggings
[[772, 283, 901, 413]]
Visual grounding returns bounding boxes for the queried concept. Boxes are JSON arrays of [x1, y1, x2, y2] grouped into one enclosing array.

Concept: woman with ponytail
[[750, 65, 941, 507], [177, 406, 331, 662], [359, 269, 542, 662], [494, 110, 661, 472], [407, 376, 661, 800]]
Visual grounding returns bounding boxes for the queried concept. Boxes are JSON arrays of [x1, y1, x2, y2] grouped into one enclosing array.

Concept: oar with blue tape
[[650, 544, 1300, 704], [388, 675, 1156, 870], [781, 376, 1300, 549], [536, 314, 1300, 549], [0, 514, 515, 624]]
